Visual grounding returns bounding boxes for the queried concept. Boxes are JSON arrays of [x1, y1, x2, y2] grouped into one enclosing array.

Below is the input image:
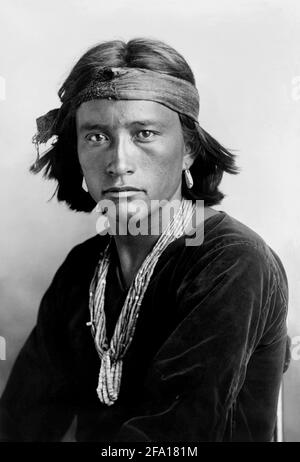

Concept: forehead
[[76, 99, 180, 129]]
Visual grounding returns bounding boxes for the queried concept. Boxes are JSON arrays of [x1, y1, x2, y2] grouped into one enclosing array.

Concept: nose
[[106, 134, 135, 177]]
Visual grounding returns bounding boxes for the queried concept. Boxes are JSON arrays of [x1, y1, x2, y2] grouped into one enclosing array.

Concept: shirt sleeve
[[0, 250, 77, 442], [116, 242, 288, 442]]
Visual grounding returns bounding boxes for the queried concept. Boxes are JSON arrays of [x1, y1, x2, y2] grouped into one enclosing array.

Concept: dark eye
[[136, 130, 155, 140], [86, 133, 107, 143]]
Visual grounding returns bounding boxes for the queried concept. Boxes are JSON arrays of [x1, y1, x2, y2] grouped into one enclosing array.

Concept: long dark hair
[[30, 37, 239, 212]]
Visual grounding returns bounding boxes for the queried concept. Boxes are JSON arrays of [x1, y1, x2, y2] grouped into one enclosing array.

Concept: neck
[[112, 198, 183, 288], [113, 234, 161, 287], [109, 196, 219, 289]]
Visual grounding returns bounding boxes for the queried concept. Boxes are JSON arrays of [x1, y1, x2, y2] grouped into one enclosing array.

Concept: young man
[[0, 38, 289, 442]]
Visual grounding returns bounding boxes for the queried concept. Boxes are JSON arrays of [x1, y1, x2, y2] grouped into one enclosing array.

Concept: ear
[[182, 142, 195, 170]]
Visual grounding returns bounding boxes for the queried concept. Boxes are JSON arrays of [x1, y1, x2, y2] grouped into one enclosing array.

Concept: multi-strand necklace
[[87, 198, 195, 406]]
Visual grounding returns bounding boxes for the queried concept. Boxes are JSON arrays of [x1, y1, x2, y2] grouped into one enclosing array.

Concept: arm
[[116, 243, 288, 442], [0, 251, 77, 442]]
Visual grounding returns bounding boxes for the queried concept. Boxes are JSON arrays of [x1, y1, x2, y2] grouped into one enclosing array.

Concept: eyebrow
[[78, 120, 167, 133]]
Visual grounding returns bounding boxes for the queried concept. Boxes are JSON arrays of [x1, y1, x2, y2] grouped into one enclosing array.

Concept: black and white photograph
[[0, 0, 299, 446]]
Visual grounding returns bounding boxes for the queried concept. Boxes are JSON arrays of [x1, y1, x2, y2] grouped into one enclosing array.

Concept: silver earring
[[82, 177, 88, 192], [184, 168, 193, 189]]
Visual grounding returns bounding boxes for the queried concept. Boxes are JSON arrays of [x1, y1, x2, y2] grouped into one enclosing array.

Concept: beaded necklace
[[87, 198, 195, 406]]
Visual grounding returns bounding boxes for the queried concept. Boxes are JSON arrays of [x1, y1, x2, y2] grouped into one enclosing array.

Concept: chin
[[121, 211, 153, 236]]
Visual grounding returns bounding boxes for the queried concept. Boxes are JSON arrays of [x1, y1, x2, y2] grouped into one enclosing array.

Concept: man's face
[[76, 99, 192, 223]]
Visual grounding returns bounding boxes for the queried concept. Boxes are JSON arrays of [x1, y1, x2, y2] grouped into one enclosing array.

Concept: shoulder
[[36, 234, 109, 324], [49, 233, 109, 285], [172, 213, 289, 339], [191, 211, 284, 266], [211, 212, 287, 289], [65, 233, 109, 263], [178, 211, 288, 301], [203, 211, 274, 253]]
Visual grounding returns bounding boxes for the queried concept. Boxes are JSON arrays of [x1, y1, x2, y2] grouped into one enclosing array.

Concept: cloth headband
[[74, 67, 200, 121], [33, 66, 200, 153]]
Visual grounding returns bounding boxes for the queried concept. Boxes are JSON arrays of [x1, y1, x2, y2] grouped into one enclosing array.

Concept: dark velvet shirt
[[0, 211, 289, 442]]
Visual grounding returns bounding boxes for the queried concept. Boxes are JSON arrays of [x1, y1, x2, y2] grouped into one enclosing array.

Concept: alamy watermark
[[95, 198, 205, 246], [291, 75, 300, 101], [0, 336, 6, 360], [0, 76, 5, 101], [291, 336, 300, 361]]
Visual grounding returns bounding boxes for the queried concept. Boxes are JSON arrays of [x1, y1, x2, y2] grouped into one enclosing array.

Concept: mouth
[[104, 186, 141, 193], [103, 186, 144, 198]]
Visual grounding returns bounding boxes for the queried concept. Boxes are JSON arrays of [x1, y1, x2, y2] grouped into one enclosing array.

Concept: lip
[[103, 186, 143, 194], [103, 186, 141, 193], [106, 191, 142, 199]]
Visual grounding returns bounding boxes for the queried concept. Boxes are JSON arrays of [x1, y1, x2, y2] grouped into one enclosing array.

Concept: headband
[[73, 67, 199, 121], [32, 67, 200, 158]]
